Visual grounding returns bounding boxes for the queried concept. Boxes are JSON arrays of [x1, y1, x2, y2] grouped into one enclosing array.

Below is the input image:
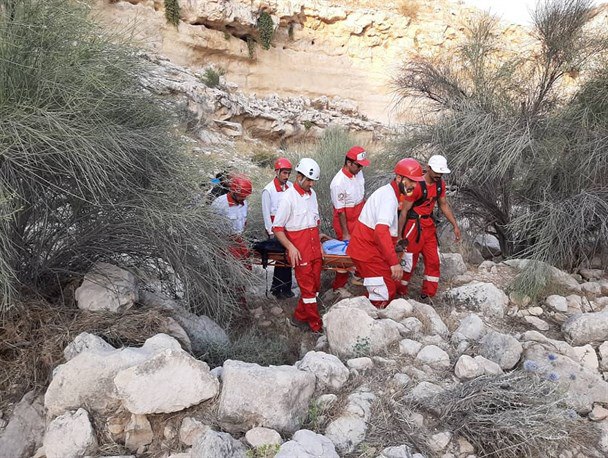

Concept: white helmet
[[428, 155, 451, 174], [296, 158, 321, 181]]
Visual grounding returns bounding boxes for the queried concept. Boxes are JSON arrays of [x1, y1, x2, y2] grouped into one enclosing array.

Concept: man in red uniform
[[347, 158, 425, 308], [272, 158, 324, 332], [398, 155, 461, 300], [329, 146, 370, 294], [262, 157, 294, 299]]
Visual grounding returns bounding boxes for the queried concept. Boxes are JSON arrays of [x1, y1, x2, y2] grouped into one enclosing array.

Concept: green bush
[[201, 67, 225, 88], [0, 0, 249, 322], [257, 11, 274, 50], [165, 0, 180, 27], [392, 0, 608, 272]]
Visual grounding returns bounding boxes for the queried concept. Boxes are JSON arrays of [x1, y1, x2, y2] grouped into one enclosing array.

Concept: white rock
[[428, 431, 452, 453], [64, 332, 114, 361], [324, 388, 375, 454], [474, 355, 503, 375], [245, 427, 282, 448], [411, 382, 444, 403], [379, 445, 415, 457], [478, 331, 523, 370], [0, 392, 45, 458], [524, 316, 550, 331], [411, 301, 449, 337], [191, 430, 247, 458], [399, 339, 423, 357], [589, 405, 608, 421], [295, 351, 349, 391], [571, 344, 599, 371], [546, 295, 568, 312], [454, 355, 483, 380], [392, 373, 411, 387], [346, 357, 373, 371], [218, 360, 315, 434], [124, 414, 153, 451], [179, 417, 209, 446], [580, 269, 604, 281], [566, 295, 584, 312], [75, 262, 138, 312], [323, 303, 402, 358], [379, 298, 413, 322], [45, 334, 181, 416], [43, 409, 97, 458], [170, 308, 230, 354], [416, 345, 451, 370], [275, 429, 338, 458], [114, 348, 219, 414], [439, 253, 468, 279], [562, 310, 608, 345], [316, 394, 338, 411], [474, 234, 501, 257], [528, 307, 544, 316], [331, 296, 379, 318], [399, 317, 423, 336], [451, 314, 486, 344], [581, 282, 602, 297], [443, 281, 508, 319], [599, 341, 608, 371]]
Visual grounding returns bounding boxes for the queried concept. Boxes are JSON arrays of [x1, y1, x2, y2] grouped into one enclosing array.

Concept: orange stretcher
[[255, 251, 355, 271]]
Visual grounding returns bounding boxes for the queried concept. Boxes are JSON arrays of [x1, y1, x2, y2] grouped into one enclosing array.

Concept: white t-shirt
[[211, 194, 248, 235]]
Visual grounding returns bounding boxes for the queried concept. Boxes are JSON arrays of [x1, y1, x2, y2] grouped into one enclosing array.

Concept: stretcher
[[251, 239, 355, 271]]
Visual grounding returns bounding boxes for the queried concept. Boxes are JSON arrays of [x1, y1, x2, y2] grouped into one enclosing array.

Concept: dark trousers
[[271, 266, 292, 295]]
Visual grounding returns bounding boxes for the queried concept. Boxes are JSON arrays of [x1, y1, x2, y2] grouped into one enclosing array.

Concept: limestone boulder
[[75, 262, 138, 312], [245, 427, 282, 448], [45, 334, 181, 416], [562, 310, 608, 345], [63, 332, 114, 361], [416, 345, 450, 370], [114, 349, 219, 414], [43, 409, 97, 458], [439, 252, 468, 278], [451, 313, 486, 344], [324, 388, 375, 454], [474, 234, 501, 258], [546, 295, 568, 313], [443, 281, 508, 319], [0, 392, 45, 458], [410, 301, 448, 337], [179, 417, 209, 446], [275, 429, 338, 458], [378, 298, 413, 322], [478, 331, 523, 370], [191, 429, 247, 458], [295, 351, 349, 391], [218, 360, 315, 434]]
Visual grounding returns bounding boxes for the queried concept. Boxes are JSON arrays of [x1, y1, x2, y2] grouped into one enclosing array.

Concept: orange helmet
[[394, 158, 425, 181], [274, 157, 293, 171], [229, 174, 252, 198]]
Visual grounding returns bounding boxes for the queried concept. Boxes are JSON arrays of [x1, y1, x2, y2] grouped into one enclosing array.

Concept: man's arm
[[338, 212, 350, 240], [438, 196, 461, 242], [398, 199, 415, 238], [274, 230, 301, 267], [261, 189, 273, 236], [373, 224, 403, 281], [330, 180, 350, 239]]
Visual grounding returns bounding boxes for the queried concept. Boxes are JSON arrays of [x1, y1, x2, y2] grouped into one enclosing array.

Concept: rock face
[[218, 360, 316, 434], [562, 310, 608, 345], [114, 349, 219, 414], [444, 281, 509, 319], [0, 392, 45, 458], [75, 262, 138, 312], [43, 409, 98, 458]]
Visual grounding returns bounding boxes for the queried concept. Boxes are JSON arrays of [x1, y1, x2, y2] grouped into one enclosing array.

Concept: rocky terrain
[[1, 256, 607, 458]]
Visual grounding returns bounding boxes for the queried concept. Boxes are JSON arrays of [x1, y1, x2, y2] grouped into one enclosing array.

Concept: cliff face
[[94, 0, 530, 123]]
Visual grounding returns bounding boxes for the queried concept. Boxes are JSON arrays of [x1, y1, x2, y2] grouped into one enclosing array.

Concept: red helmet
[[394, 158, 425, 181], [274, 157, 293, 171], [229, 174, 252, 198]]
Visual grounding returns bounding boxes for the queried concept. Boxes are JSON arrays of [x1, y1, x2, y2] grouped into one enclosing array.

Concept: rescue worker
[[272, 158, 323, 332], [211, 173, 252, 261], [262, 157, 294, 299], [329, 146, 370, 295], [398, 154, 461, 301], [347, 158, 425, 308]]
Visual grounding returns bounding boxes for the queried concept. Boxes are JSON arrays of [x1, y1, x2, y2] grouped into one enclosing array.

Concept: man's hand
[[287, 246, 302, 267], [453, 225, 462, 243], [342, 232, 351, 241], [390, 264, 403, 281]]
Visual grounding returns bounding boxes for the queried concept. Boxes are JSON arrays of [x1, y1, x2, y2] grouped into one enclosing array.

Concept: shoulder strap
[[412, 181, 427, 208], [436, 179, 443, 199]]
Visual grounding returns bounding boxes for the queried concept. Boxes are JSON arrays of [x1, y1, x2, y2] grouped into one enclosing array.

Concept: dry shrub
[[397, 0, 421, 20], [0, 301, 169, 411]]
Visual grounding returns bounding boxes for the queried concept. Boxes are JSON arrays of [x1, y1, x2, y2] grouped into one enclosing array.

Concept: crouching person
[[272, 158, 323, 332]]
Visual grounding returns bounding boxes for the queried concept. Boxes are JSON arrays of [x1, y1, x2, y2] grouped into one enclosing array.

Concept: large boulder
[[443, 281, 508, 319], [218, 360, 316, 434], [170, 307, 230, 354], [114, 349, 219, 414], [323, 300, 402, 358], [75, 262, 138, 312], [410, 301, 448, 337], [451, 313, 486, 344], [275, 430, 339, 458], [562, 310, 608, 346], [0, 392, 45, 458], [191, 429, 247, 458], [295, 351, 349, 391], [478, 331, 522, 370], [45, 334, 181, 416], [63, 332, 114, 361], [43, 408, 97, 458], [439, 252, 468, 279]]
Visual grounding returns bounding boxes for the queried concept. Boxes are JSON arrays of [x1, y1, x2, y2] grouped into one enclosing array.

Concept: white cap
[[296, 157, 321, 181], [428, 155, 451, 174]]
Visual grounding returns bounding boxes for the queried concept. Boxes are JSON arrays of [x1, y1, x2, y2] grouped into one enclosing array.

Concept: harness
[[404, 179, 443, 243]]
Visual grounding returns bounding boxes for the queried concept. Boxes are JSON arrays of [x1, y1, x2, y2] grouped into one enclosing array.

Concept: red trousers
[[399, 219, 440, 297], [352, 258, 398, 308], [293, 257, 323, 331]]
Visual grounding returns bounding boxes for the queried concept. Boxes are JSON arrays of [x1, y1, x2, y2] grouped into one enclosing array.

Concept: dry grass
[[0, 300, 169, 411], [397, 0, 421, 20]]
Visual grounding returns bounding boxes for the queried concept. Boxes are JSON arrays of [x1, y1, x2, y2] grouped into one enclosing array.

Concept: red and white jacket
[[272, 183, 322, 263], [262, 177, 291, 235], [211, 193, 248, 235], [347, 181, 400, 266], [330, 167, 365, 229]]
